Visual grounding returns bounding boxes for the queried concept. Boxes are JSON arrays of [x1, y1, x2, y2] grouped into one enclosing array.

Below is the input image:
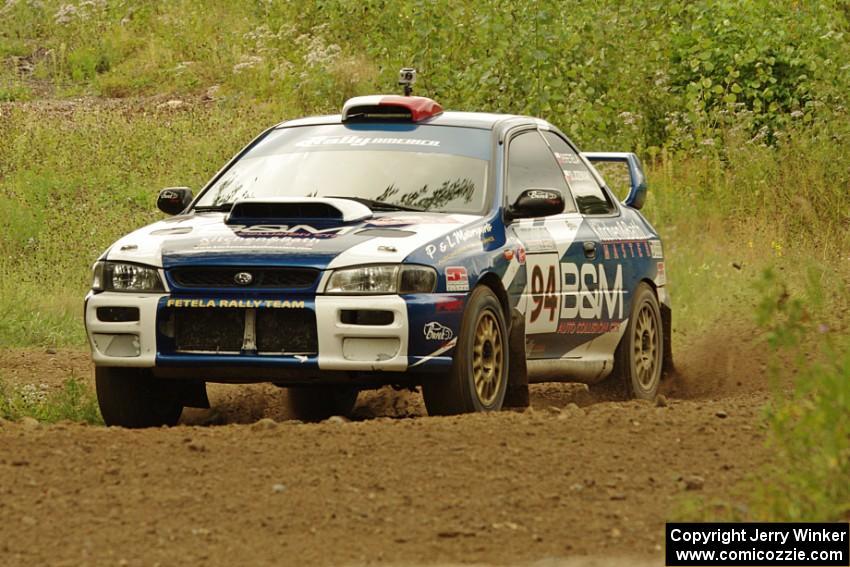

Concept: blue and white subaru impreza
[[84, 91, 672, 427]]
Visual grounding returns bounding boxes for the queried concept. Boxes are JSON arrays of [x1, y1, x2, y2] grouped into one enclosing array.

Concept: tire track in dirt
[[0, 391, 769, 566], [0, 345, 774, 566]]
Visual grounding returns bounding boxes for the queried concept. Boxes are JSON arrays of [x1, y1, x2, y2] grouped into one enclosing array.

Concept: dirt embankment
[[0, 334, 775, 567]]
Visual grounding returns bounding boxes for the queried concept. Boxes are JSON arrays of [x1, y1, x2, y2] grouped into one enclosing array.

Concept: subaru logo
[[233, 272, 253, 285]]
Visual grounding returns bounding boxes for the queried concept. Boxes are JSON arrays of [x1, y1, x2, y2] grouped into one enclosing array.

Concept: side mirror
[[157, 187, 193, 215], [582, 152, 647, 210], [506, 188, 565, 221]]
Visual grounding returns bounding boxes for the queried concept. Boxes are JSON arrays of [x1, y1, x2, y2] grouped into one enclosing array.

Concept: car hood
[[104, 210, 484, 270]]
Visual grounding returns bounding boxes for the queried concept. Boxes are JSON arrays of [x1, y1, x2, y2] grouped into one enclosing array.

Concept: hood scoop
[[226, 197, 373, 225]]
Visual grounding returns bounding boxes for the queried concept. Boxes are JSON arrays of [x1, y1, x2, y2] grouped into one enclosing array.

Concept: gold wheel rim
[[472, 310, 504, 406], [633, 303, 660, 391]]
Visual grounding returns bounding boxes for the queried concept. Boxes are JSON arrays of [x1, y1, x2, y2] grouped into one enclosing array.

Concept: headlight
[[92, 261, 165, 292], [325, 265, 437, 294]]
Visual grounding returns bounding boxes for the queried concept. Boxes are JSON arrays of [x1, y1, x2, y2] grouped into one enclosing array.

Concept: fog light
[[340, 309, 394, 326], [96, 307, 140, 322]]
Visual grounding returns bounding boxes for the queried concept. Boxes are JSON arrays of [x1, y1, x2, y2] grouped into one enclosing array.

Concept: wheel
[[285, 386, 359, 422], [606, 282, 664, 400], [422, 286, 509, 415], [95, 367, 183, 428]]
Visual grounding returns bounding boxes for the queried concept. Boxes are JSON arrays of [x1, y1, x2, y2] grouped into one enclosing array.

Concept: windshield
[[195, 124, 492, 214]]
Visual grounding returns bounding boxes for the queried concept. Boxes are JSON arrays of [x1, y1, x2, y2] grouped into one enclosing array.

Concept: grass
[[0, 375, 102, 424], [0, 100, 847, 348], [676, 269, 850, 522]]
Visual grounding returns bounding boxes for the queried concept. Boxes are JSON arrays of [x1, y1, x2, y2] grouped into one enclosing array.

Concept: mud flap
[[661, 304, 674, 378], [503, 309, 529, 408]]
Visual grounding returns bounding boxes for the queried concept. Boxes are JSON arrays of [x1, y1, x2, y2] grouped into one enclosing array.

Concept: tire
[[422, 286, 509, 415], [606, 282, 664, 400], [95, 367, 183, 428], [286, 386, 359, 422]]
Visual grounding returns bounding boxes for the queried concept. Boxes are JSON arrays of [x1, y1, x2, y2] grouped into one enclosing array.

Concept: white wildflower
[[303, 36, 340, 68], [1, 0, 20, 14], [271, 61, 293, 80], [54, 3, 77, 25], [618, 111, 640, 126], [18, 383, 48, 405], [232, 55, 264, 74], [790, 110, 804, 119]]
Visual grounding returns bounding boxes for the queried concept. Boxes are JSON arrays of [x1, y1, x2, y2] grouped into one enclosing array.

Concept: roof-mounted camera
[[398, 68, 416, 96]]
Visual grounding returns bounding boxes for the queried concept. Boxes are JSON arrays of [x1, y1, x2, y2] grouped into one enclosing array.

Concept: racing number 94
[[530, 264, 558, 323], [524, 253, 562, 335]]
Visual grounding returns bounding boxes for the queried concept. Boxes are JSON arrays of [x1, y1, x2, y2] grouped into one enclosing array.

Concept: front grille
[[169, 267, 318, 289], [256, 309, 317, 353], [168, 307, 317, 354], [174, 308, 245, 353]]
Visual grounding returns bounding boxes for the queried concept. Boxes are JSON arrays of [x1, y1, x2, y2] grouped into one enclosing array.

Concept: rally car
[[85, 77, 672, 427]]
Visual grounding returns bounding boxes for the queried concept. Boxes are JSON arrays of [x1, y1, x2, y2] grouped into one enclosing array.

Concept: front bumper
[[84, 291, 464, 380]]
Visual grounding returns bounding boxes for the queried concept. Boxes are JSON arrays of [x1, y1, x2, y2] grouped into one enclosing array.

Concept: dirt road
[[0, 344, 773, 566]]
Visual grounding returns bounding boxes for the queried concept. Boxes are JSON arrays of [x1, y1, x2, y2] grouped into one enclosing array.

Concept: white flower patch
[[232, 55, 264, 74]]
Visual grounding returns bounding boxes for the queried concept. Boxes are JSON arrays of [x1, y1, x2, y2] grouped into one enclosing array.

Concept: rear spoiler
[[581, 152, 647, 210]]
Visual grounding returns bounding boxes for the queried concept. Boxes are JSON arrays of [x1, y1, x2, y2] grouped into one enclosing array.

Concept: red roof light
[[342, 95, 443, 122]]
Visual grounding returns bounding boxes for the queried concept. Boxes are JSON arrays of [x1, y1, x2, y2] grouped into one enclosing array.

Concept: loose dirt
[[0, 342, 775, 566]]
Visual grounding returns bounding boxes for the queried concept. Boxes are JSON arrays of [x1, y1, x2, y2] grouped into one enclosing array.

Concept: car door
[[540, 130, 630, 359], [503, 128, 590, 359]]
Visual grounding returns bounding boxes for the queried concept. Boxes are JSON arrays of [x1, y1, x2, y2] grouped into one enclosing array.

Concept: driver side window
[[541, 131, 615, 215], [506, 130, 577, 213]]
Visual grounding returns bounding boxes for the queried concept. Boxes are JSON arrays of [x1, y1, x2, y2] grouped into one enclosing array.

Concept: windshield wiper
[[326, 196, 425, 212], [193, 203, 234, 212]]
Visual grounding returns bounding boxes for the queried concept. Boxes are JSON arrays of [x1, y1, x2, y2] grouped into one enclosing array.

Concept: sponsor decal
[[165, 298, 305, 309], [557, 320, 622, 334], [554, 152, 582, 166], [525, 256, 625, 335], [591, 219, 650, 242], [517, 246, 527, 265], [650, 239, 663, 258], [366, 215, 461, 227], [436, 238, 494, 266], [603, 240, 651, 259], [424, 321, 454, 341], [193, 235, 320, 251], [295, 135, 441, 148], [445, 266, 469, 292], [563, 169, 593, 182], [527, 190, 560, 200], [561, 263, 624, 320], [515, 226, 557, 253], [425, 223, 493, 259], [231, 224, 354, 239]]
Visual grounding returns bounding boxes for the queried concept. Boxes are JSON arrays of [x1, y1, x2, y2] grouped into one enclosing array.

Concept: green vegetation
[[1, 0, 847, 347], [680, 269, 850, 522], [0, 0, 848, 511], [753, 270, 850, 521], [0, 375, 102, 424]]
